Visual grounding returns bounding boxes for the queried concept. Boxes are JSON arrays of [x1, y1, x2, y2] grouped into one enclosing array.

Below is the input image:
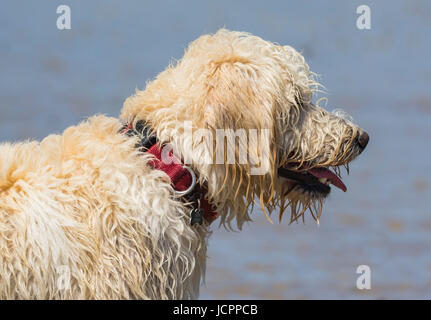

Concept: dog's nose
[[357, 131, 369, 149]]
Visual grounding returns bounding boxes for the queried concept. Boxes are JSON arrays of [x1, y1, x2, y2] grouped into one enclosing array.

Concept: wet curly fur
[[0, 29, 367, 299]]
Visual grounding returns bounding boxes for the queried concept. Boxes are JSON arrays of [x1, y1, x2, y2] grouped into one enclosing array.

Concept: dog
[[0, 29, 368, 299]]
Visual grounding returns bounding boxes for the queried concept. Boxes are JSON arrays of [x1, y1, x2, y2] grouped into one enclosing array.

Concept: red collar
[[122, 122, 218, 225]]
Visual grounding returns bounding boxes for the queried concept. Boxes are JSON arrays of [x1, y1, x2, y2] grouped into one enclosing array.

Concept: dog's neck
[[121, 120, 218, 225]]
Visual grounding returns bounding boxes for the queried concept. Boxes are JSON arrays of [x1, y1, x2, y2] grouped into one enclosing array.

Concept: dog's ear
[[201, 57, 276, 176]]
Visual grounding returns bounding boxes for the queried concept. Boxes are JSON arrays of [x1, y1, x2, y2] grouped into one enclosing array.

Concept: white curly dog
[[0, 29, 369, 299]]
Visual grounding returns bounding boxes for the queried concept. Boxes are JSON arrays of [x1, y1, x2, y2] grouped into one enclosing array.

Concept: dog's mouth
[[277, 164, 347, 197]]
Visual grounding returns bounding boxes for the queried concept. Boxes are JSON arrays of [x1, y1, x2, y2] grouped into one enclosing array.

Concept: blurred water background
[[1, 0, 430, 299]]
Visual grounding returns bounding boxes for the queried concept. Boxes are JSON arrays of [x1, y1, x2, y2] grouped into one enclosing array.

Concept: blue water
[[1, 0, 430, 299]]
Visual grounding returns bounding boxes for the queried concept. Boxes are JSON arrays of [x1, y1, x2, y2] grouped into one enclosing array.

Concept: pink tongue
[[307, 168, 347, 192]]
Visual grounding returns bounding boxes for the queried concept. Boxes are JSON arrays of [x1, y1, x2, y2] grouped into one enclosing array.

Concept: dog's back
[[0, 115, 205, 299]]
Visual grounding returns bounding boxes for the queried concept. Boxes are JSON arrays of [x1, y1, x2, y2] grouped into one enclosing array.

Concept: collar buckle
[[173, 165, 196, 196]]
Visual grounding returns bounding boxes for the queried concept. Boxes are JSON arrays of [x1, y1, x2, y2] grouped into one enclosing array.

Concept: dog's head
[[121, 29, 369, 229]]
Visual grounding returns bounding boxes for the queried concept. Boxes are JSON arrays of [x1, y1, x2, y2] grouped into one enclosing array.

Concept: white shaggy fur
[[0, 29, 367, 299], [0, 118, 206, 299]]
